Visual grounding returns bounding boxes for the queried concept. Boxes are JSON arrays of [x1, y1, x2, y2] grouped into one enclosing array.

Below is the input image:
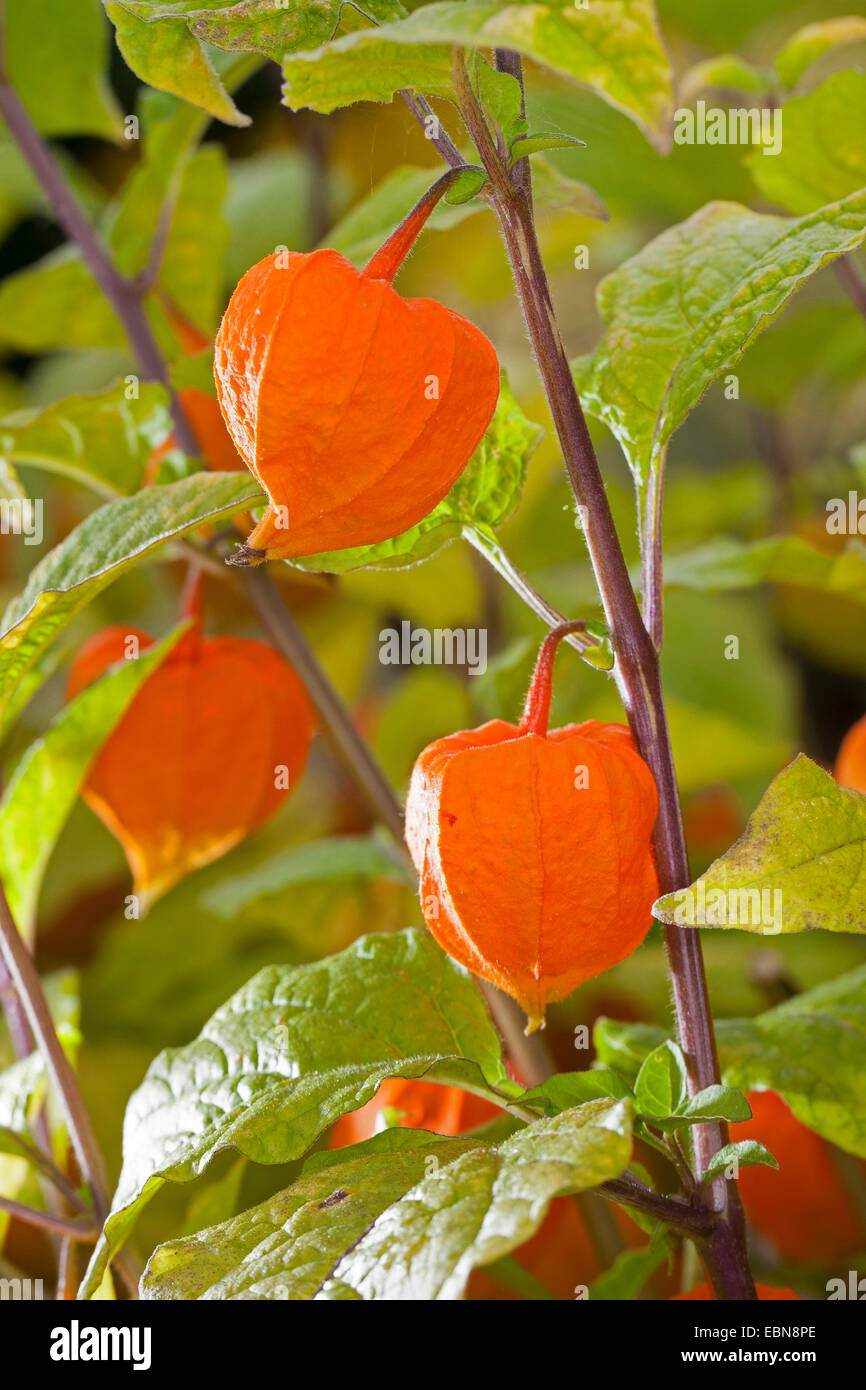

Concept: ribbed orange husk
[[406, 719, 659, 1029], [732, 1090, 866, 1262], [67, 625, 314, 907], [213, 248, 500, 558], [835, 712, 866, 791], [673, 1282, 799, 1300]]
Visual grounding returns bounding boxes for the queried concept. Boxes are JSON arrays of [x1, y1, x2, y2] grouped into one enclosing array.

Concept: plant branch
[[835, 254, 866, 324], [0, 72, 199, 458], [0, 1127, 90, 1213], [449, 46, 754, 1299], [0, 1194, 98, 1242], [0, 881, 110, 1220], [600, 1175, 714, 1238], [463, 526, 599, 657], [399, 90, 464, 168]]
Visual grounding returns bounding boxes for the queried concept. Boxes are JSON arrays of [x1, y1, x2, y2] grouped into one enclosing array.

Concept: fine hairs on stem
[[444, 46, 755, 1299]]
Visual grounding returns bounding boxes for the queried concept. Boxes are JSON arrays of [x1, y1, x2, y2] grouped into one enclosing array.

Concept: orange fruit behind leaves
[[732, 1090, 865, 1263], [673, 1282, 800, 1300], [834, 713, 866, 792], [68, 607, 315, 908], [329, 1077, 496, 1147], [405, 623, 659, 1029], [213, 173, 499, 564], [329, 1077, 601, 1301]]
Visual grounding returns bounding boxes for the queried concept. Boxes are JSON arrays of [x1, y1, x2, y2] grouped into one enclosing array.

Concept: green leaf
[[0, 383, 173, 499], [0, 623, 186, 942], [4, 0, 123, 140], [105, 2, 252, 128], [774, 17, 866, 89], [701, 1140, 778, 1184], [106, 0, 403, 125], [521, 1070, 633, 1115], [0, 1054, 45, 1150], [654, 755, 866, 937], [678, 54, 773, 103], [717, 967, 866, 1158], [474, 58, 522, 140], [290, 375, 542, 572], [0, 251, 128, 353], [202, 835, 412, 919], [317, 1099, 632, 1299], [510, 133, 586, 162], [0, 471, 263, 729], [573, 190, 866, 492], [597, 966, 866, 1158], [444, 166, 488, 205], [141, 1130, 477, 1300], [79, 929, 511, 1298], [593, 1020, 667, 1081], [283, 1, 674, 151], [663, 535, 866, 607], [675, 1085, 752, 1126], [748, 72, 866, 216], [589, 1244, 665, 1299], [633, 1041, 688, 1119]]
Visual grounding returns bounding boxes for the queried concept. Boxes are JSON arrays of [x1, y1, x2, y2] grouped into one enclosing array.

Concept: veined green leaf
[[283, 2, 673, 150], [748, 72, 866, 216], [0, 383, 172, 499], [633, 1041, 687, 1119], [774, 16, 866, 89], [105, 0, 402, 126], [701, 1141, 778, 1184], [290, 375, 542, 572], [521, 1069, 633, 1115], [317, 1099, 632, 1299], [141, 1130, 477, 1300], [0, 623, 186, 942], [0, 471, 263, 728], [596, 965, 866, 1157], [105, 2, 252, 127], [573, 190, 866, 493], [654, 756, 866, 937], [79, 929, 511, 1298], [202, 835, 412, 919], [4, 0, 122, 140]]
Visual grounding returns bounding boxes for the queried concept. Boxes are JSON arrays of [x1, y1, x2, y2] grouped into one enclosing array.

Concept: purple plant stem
[[449, 49, 755, 1299]]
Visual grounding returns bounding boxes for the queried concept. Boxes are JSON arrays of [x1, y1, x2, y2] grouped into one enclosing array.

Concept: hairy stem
[[835, 254, 866, 323], [0, 881, 109, 1221], [0, 1194, 98, 1242], [450, 47, 754, 1299]]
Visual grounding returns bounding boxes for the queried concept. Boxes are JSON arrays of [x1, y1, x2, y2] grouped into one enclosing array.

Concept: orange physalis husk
[[834, 713, 866, 791], [145, 300, 243, 484], [732, 1090, 866, 1262], [213, 168, 500, 564], [405, 621, 660, 1031], [67, 573, 315, 909]]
